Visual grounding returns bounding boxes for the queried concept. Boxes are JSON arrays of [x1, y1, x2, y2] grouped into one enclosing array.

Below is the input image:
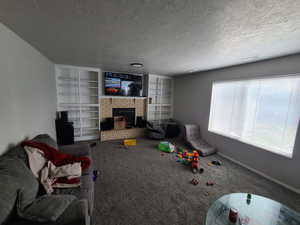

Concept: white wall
[[0, 23, 56, 154], [174, 54, 300, 191]]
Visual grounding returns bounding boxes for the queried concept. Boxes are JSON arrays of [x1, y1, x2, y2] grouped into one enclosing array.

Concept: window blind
[[208, 75, 300, 158]]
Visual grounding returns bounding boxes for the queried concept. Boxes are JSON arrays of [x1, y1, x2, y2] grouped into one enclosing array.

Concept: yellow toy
[[123, 139, 137, 146]]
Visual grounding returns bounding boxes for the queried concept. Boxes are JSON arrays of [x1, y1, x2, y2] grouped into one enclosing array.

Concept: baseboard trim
[[217, 152, 300, 194]]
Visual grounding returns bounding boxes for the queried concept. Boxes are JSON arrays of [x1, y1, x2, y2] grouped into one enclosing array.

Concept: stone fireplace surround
[[100, 97, 147, 141]]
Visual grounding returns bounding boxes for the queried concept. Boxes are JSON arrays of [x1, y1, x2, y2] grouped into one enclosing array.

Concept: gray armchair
[[184, 124, 217, 156]]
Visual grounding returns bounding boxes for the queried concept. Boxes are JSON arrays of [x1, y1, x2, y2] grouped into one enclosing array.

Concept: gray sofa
[[0, 134, 94, 225]]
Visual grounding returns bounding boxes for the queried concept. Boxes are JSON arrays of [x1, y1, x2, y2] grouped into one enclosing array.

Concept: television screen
[[105, 77, 121, 95], [104, 72, 142, 97]]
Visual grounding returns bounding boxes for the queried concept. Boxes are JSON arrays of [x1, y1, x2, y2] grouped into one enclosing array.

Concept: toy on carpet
[[158, 141, 175, 153], [123, 139, 137, 146], [176, 150, 194, 164], [191, 151, 200, 173], [92, 170, 99, 182], [211, 160, 221, 166], [191, 178, 199, 185], [206, 181, 214, 186], [199, 168, 204, 174], [176, 147, 184, 153], [176, 149, 201, 173]]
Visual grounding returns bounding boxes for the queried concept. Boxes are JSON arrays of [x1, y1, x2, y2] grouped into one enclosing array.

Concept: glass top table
[[206, 193, 300, 225]]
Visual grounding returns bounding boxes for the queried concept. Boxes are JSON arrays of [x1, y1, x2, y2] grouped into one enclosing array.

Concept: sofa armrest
[[56, 199, 89, 225], [59, 144, 91, 157]]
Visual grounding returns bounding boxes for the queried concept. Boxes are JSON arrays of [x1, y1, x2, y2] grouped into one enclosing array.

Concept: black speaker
[[136, 116, 146, 128], [101, 117, 114, 130], [60, 111, 68, 122], [55, 119, 74, 145], [55, 111, 74, 145], [165, 122, 180, 138]]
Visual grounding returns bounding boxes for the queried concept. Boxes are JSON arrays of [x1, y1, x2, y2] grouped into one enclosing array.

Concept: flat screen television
[[104, 72, 143, 97]]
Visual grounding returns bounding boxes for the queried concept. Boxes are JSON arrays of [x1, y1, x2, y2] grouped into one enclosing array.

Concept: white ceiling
[[0, 0, 300, 75]]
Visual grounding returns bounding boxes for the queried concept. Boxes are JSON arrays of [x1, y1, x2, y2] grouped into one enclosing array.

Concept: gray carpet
[[92, 138, 300, 225]]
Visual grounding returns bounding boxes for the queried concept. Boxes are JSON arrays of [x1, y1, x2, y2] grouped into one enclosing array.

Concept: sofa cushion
[[18, 194, 76, 223], [0, 156, 38, 225], [52, 174, 94, 215], [9, 200, 87, 225]]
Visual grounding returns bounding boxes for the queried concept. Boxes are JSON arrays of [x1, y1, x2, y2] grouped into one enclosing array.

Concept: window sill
[[208, 129, 293, 159]]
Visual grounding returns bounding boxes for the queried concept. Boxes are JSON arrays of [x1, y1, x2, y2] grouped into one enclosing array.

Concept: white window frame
[[208, 74, 300, 159]]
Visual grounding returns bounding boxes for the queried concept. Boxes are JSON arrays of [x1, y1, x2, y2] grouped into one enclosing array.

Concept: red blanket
[[22, 141, 91, 185]]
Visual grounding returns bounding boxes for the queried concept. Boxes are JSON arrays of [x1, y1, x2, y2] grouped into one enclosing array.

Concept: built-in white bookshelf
[[55, 65, 101, 141], [146, 74, 173, 124]]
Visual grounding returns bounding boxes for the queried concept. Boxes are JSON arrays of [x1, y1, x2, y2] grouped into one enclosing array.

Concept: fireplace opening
[[113, 108, 136, 128]]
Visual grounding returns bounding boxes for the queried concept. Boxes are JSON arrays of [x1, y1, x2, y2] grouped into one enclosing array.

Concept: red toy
[[191, 151, 200, 173]]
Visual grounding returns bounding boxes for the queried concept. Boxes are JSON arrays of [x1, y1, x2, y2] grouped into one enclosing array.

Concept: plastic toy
[[123, 139, 137, 146], [211, 160, 221, 166], [177, 147, 184, 153], [176, 150, 192, 165], [206, 181, 214, 186], [191, 178, 199, 185], [176, 150, 201, 173], [92, 170, 99, 182], [199, 168, 204, 174], [158, 142, 175, 153], [191, 151, 200, 173]]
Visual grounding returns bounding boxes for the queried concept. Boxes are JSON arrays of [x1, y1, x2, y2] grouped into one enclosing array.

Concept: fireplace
[[113, 108, 136, 128]]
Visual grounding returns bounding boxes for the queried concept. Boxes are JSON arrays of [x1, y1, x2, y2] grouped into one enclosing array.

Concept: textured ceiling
[[0, 0, 300, 75]]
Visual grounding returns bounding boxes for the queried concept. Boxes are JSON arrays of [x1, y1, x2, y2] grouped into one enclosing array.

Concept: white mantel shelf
[[99, 96, 147, 99]]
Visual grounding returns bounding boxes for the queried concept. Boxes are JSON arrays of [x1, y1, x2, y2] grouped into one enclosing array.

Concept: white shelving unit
[[146, 74, 173, 124], [55, 65, 101, 141]]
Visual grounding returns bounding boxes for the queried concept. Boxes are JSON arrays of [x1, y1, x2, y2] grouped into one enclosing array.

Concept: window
[[208, 75, 300, 158]]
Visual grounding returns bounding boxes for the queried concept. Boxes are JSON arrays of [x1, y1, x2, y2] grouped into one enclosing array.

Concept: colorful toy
[[176, 149, 201, 173], [158, 142, 175, 153], [123, 139, 137, 146], [176, 147, 184, 153], [191, 151, 200, 173]]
